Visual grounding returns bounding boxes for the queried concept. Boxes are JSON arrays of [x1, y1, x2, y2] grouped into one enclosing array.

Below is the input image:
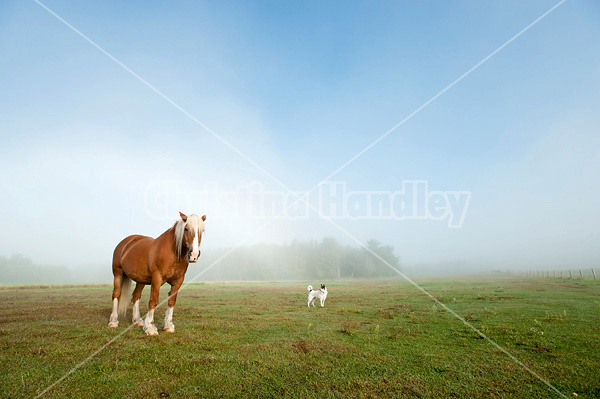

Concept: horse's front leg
[[164, 277, 184, 333], [131, 282, 145, 327], [143, 274, 162, 336]]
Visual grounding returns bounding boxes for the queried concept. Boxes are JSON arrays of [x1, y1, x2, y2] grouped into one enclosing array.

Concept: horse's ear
[[179, 212, 188, 222], [201, 215, 207, 222]]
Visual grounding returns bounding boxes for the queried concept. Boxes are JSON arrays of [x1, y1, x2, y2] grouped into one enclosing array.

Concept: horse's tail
[[118, 275, 132, 317], [307, 285, 313, 291]]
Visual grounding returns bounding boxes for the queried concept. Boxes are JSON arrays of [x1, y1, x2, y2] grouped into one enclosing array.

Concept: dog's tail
[[307, 285, 313, 291]]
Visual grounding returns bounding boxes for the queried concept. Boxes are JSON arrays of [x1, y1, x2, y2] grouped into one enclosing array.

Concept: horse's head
[[178, 211, 206, 263]]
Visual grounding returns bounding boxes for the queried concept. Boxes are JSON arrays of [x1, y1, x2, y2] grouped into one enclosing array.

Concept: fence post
[[579, 270, 583, 279], [560, 271, 563, 279], [553, 270, 556, 278], [569, 271, 573, 279], [592, 268, 596, 279]]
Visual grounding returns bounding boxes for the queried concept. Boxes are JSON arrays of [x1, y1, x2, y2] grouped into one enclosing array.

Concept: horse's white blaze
[[192, 230, 199, 257], [175, 214, 204, 261], [188, 216, 204, 260]]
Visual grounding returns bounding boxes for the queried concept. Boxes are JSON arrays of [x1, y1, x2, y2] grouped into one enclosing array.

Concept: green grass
[[1, 277, 599, 398]]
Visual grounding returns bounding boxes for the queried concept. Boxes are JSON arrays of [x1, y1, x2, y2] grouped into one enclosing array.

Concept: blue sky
[[1, 0, 599, 271]]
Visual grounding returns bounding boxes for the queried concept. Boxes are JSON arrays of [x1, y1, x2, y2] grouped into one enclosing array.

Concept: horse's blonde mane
[[173, 215, 205, 259], [173, 219, 186, 259]]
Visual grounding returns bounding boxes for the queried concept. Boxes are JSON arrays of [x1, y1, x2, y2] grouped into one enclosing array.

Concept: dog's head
[[320, 284, 327, 292]]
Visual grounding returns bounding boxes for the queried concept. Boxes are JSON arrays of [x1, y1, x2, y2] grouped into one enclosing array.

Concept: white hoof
[[133, 320, 144, 327], [163, 326, 175, 333], [144, 324, 158, 336], [108, 321, 119, 328]]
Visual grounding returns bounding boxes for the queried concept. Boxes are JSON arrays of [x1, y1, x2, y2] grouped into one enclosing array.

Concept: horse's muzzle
[[189, 250, 201, 263]]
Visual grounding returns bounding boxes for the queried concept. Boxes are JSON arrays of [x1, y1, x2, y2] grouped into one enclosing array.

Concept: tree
[[362, 240, 399, 277]]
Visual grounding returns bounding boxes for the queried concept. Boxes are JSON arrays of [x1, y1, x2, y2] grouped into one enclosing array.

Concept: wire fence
[[508, 268, 597, 280]]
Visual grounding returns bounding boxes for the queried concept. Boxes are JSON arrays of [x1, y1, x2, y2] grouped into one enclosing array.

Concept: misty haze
[[1, 1, 599, 398]]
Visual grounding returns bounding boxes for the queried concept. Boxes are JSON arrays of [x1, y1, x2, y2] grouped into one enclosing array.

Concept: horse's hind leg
[[108, 273, 122, 328], [131, 282, 145, 327]]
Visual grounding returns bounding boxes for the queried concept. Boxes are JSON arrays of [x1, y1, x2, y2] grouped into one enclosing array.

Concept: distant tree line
[[0, 255, 73, 284], [0, 255, 110, 284], [199, 237, 400, 281], [0, 238, 400, 283]]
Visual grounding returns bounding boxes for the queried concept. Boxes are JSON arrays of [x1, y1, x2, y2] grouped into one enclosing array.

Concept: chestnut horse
[[108, 212, 206, 335]]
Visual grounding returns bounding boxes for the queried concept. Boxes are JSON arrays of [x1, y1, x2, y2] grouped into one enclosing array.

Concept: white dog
[[307, 284, 328, 307]]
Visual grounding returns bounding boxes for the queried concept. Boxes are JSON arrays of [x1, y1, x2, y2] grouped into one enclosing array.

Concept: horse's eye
[[184, 228, 188, 232]]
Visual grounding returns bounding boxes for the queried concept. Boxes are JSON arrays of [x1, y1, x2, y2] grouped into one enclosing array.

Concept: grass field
[[1, 277, 599, 398]]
